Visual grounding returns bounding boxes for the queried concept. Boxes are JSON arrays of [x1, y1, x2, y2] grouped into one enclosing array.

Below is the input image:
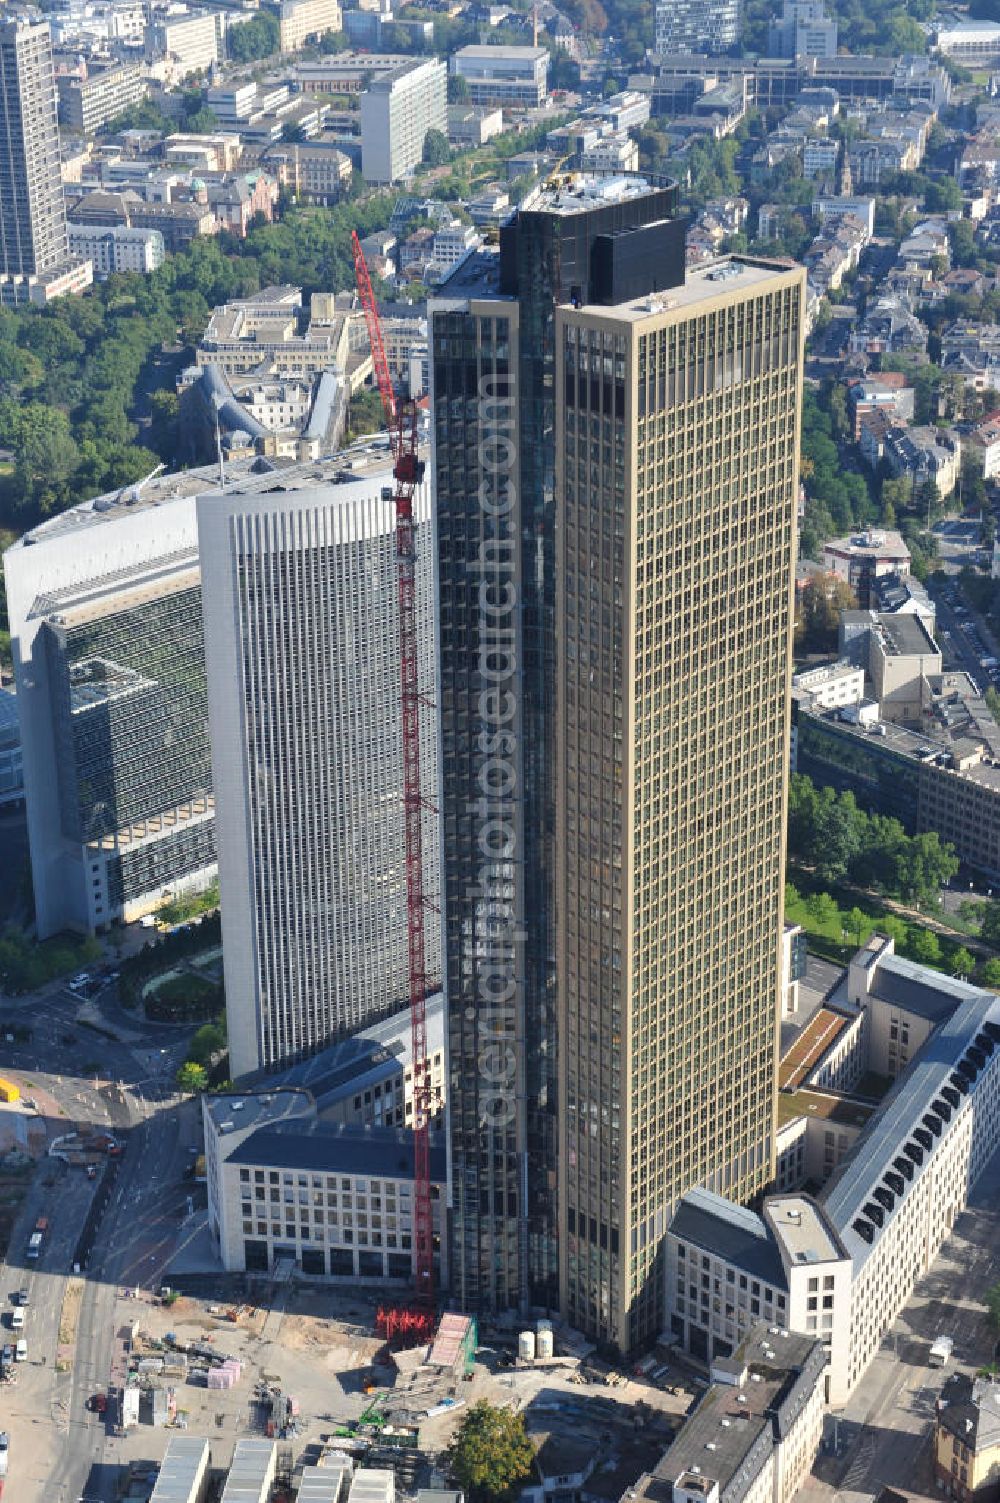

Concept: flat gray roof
[[651, 1325, 823, 1496], [149, 1437, 210, 1503]]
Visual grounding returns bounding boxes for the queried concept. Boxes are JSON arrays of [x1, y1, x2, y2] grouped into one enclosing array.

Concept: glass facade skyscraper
[[431, 176, 683, 1316], [5, 492, 218, 937]]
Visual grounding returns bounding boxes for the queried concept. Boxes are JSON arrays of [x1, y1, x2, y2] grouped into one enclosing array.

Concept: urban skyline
[[4, 5, 1000, 1497]]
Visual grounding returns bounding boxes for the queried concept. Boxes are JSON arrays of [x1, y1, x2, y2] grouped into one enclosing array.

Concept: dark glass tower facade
[[431, 177, 682, 1317]]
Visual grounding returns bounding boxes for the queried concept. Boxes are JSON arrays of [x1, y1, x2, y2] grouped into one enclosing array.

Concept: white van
[[10, 1309, 24, 1330], [14, 1338, 27, 1361]]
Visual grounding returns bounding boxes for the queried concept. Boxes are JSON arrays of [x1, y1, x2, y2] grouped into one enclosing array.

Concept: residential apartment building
[[144, 11, 223, 76], [450, 45, 549, 109], [822, 529, 911, 606], [430, 173, 686, 1324], [278, 0, 342, 50], [4, 472, 219, 938], [68, 222, 164, 276], [555, 256, 805, 1351], [934, 1375, 1000, 1502], [0, 15, 91, 305], [654, 0, 740, 55], [198, 456, 440, 1081], [56, 60, 146, 133], [768, 0, 838, 58], [360, 58, 447, 185]]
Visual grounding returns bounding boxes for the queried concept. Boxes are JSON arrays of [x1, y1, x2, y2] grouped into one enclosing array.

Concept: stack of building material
[[207, 1359, 242, 1390]]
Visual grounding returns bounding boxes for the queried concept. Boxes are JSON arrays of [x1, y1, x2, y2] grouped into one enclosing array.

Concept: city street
[[0, 965, 203, 1503]]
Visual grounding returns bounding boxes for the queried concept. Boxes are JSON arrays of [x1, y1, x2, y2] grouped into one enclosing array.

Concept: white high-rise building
[[198, 457, 441, 1081], [360, 58, 447, 185], [654, 0, 740, 54]]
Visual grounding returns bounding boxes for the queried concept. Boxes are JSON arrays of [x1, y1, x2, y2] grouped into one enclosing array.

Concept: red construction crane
[[352, 232, 435, 1322]]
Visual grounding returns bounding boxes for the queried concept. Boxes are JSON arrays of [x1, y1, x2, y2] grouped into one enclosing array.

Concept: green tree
[[806, 890, 840, 928], [909, 927, 942, 966], [980, 900, 1000, 948], [980, 957, 1000, 989], [879, 915, 910, 950], [951, 946, 975, 979], [447, 1402, 535, 1503], [448, 73, 470, 102], [422, 128, 451, 167], [846, 906, 871, 947], [189, 1021, 226, 1066], [949, 219, 978, 269], [176, 1061, 209, 1093], [227, 10, 280, 61], [797, 572, 858, 652], [895, 831, 958, 905], [925, 177, 963, 214]]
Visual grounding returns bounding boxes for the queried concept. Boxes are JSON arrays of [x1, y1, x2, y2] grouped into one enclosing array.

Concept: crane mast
[[352, 233, 434, 1315]]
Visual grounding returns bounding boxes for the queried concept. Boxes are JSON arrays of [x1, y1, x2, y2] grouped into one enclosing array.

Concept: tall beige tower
[[554, 257, 806, 1353]]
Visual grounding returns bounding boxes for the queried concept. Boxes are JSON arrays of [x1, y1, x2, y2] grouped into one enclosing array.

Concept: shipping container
[[220, 1439, 276, 1503], [0, 1079, 20, 1104], [148, 1436, 211, 1503]]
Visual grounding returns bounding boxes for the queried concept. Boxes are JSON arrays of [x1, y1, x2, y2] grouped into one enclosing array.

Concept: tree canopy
[[788, 773, 959, 902], [447, 1403, 535, 1503], [0, 192, 396, 643], [227, 10, 280, 61]]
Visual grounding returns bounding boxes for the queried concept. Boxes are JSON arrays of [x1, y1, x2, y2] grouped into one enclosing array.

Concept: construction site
[[84, 1278, 696, 1503]]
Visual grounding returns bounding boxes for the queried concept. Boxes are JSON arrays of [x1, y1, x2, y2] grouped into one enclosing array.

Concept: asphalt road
[[43, 1087, 195, 1503], [0, 972, 200, 1503]]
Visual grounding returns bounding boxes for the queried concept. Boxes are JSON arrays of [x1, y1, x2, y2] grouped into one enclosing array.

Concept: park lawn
[[784, 876, 964, 977]]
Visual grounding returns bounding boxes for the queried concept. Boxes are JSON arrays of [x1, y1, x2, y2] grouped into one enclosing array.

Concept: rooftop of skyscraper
[[12, 431, 419, 548], [562, 254, 801, 320], [523, 171, 672, 216]]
